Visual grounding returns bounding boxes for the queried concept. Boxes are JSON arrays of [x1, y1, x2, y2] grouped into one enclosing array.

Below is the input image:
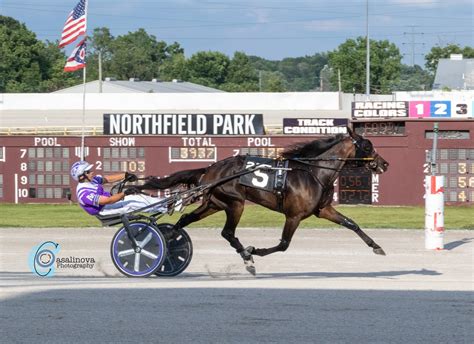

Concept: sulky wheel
[[154, 223, 193, 277], [110, 222, 167, 278]]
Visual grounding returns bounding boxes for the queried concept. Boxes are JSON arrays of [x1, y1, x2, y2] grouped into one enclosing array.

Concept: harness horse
[[135, 128, 389, 275]]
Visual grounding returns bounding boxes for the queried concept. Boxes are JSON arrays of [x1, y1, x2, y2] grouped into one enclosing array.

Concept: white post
[[425, 122, 444, 250], [425, 175, 444, 250]]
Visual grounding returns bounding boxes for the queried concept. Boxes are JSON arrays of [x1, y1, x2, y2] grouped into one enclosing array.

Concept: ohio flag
[[64, 39, 87, 72]]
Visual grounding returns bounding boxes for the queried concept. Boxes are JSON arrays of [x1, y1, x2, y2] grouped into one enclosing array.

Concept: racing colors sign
[[103, 113, 264, 135], [352, 101, 408, 118], [283, 118, 348, 135]]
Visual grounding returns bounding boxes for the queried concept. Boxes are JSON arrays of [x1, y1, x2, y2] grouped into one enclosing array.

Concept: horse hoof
[[245, 264, 256, 276], [373, 248, 386, 256]]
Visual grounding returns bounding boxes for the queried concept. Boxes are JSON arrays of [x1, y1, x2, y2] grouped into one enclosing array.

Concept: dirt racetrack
[[1, 228, 473, 343]]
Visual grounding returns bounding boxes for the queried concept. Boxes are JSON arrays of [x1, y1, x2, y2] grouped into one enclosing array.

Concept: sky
[[1, 0, 473, 66]]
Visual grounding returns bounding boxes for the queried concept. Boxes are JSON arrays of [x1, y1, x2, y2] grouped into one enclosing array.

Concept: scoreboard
[[0, 135, 320, 204], [1, 118, 474, 206]]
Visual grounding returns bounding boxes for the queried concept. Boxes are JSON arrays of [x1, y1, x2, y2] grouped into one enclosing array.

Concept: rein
[[293, 157, 375, 161]]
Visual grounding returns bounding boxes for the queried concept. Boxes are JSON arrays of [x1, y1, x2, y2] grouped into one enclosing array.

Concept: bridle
[[285, 137, 379, 187]]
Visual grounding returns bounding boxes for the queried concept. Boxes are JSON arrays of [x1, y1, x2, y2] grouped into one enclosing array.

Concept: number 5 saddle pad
[[239, 156, 289, 192]]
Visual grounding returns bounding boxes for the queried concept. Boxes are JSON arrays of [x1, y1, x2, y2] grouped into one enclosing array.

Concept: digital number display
[[18, 147, 71, 200], [426, 149, 474, 202], [101, 147, 146, 175], [354, 122, 405, 136], [169, 147, 217, 162], [338, 167, 372, 204], [238, 147, 284, 158]]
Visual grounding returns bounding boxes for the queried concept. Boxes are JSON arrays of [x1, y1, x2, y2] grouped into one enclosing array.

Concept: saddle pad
[[239, 156, 283, 192]]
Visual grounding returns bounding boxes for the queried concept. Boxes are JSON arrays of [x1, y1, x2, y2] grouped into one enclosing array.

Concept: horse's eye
[[361, 142, 372, 153]]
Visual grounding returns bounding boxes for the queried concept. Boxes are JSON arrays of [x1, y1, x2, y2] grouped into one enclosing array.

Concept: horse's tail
[[143, 167, 207, 189]]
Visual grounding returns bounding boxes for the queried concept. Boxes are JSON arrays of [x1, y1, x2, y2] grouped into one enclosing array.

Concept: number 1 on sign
[[409, 101, 430, 118]]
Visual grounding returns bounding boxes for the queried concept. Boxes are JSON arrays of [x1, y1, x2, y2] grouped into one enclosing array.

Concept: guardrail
[[0, 126, 102, 136], [0, 125, 284, 135]]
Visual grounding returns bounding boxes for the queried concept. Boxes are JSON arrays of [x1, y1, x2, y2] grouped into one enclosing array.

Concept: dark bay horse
[[135, 128, 389, 274]]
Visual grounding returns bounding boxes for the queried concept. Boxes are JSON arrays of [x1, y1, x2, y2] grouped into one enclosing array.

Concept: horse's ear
[[347, 125, 361, 140]]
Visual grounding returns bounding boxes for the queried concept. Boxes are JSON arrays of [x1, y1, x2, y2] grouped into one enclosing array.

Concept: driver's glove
[[124, 172, 138, 182], [124, 186, 141, 196]]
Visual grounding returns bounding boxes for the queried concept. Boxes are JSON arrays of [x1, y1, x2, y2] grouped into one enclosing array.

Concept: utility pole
[[98, 50, 103, 93], [403, 26, 425, 66], [365, 0, 370, 99], [338, 69, 341, 92]]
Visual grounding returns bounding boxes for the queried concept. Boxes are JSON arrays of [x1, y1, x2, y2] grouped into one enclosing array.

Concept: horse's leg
[[219, 201, 259, 274], [317, 205, 386, 255], [220, 201, 246, 254], [252, 216, 301, 257]]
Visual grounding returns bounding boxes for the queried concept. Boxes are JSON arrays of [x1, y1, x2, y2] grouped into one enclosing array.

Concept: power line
[[403, 26, 425, 66]]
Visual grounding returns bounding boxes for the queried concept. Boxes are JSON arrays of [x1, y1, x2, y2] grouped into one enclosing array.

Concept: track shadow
[[0, 268, 442, 287], [444, 238, 473, 250], [191, 268, 442, 280]]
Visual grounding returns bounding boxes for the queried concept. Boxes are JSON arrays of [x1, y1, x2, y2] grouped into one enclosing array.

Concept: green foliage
[[328, 37, 402, 94], [425, 44, 474, 74], [249, 53, 328, 91], [0, 15, 77, 92], [222, 51, 258, 91], [86, 28, 184, 82], [261, 71, 287, 92], [186, 51, 230, 88], [158, 53, 190, 81], [390, 64, 434, 91]]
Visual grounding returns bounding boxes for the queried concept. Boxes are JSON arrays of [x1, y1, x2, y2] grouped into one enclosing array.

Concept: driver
[[71, 161, 177, 216]]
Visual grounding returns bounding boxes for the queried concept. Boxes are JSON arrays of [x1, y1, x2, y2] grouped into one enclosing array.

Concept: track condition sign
[[283, 118, 348, 135], [103, 113, 264, 135]]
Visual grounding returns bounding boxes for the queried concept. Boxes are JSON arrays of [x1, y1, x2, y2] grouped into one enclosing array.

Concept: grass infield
[[0, 203, 472, 229]]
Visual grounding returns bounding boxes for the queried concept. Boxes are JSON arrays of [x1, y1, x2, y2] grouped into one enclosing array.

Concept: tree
[[0, 15, 76, 92], [40, 41, 81, 92], [425, 44, 474, 74], [221, 52, 258, 91], [187, 51, 230, 88], [86, 27, 114, 80], [249, 53, 328, 91], [261, 71, 287, 92], [390, 64, 433, 91], [158, 53, 190, 81], [328, 37, 402, 94], [88, 29, 182, 81]]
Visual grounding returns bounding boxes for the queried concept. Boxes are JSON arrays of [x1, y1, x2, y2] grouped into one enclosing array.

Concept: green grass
[[0, 203, 472, 229]]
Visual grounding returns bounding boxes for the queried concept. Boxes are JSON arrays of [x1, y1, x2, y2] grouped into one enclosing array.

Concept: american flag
[[64, 39, 87, 72], [59, 0, 87, 48]]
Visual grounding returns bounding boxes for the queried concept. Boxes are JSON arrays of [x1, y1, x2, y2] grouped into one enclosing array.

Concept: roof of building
[[433, 56, 474, 90], [53, 79, 225, 93]]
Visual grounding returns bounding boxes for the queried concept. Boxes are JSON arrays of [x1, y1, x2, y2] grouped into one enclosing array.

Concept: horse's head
[[347, 127, 389, 174]]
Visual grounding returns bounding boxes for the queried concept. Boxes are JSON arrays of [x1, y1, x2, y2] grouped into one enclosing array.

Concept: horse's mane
[[280, 134, 344, 159]]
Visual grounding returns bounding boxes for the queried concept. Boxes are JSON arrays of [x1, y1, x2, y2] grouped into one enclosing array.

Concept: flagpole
[[81, 64, 87, 160], [80, 0, 88, 161], [60, 0, 88, 160]]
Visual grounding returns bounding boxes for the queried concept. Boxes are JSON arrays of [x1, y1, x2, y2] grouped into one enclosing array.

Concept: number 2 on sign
[[430, 101, 451, 117]]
